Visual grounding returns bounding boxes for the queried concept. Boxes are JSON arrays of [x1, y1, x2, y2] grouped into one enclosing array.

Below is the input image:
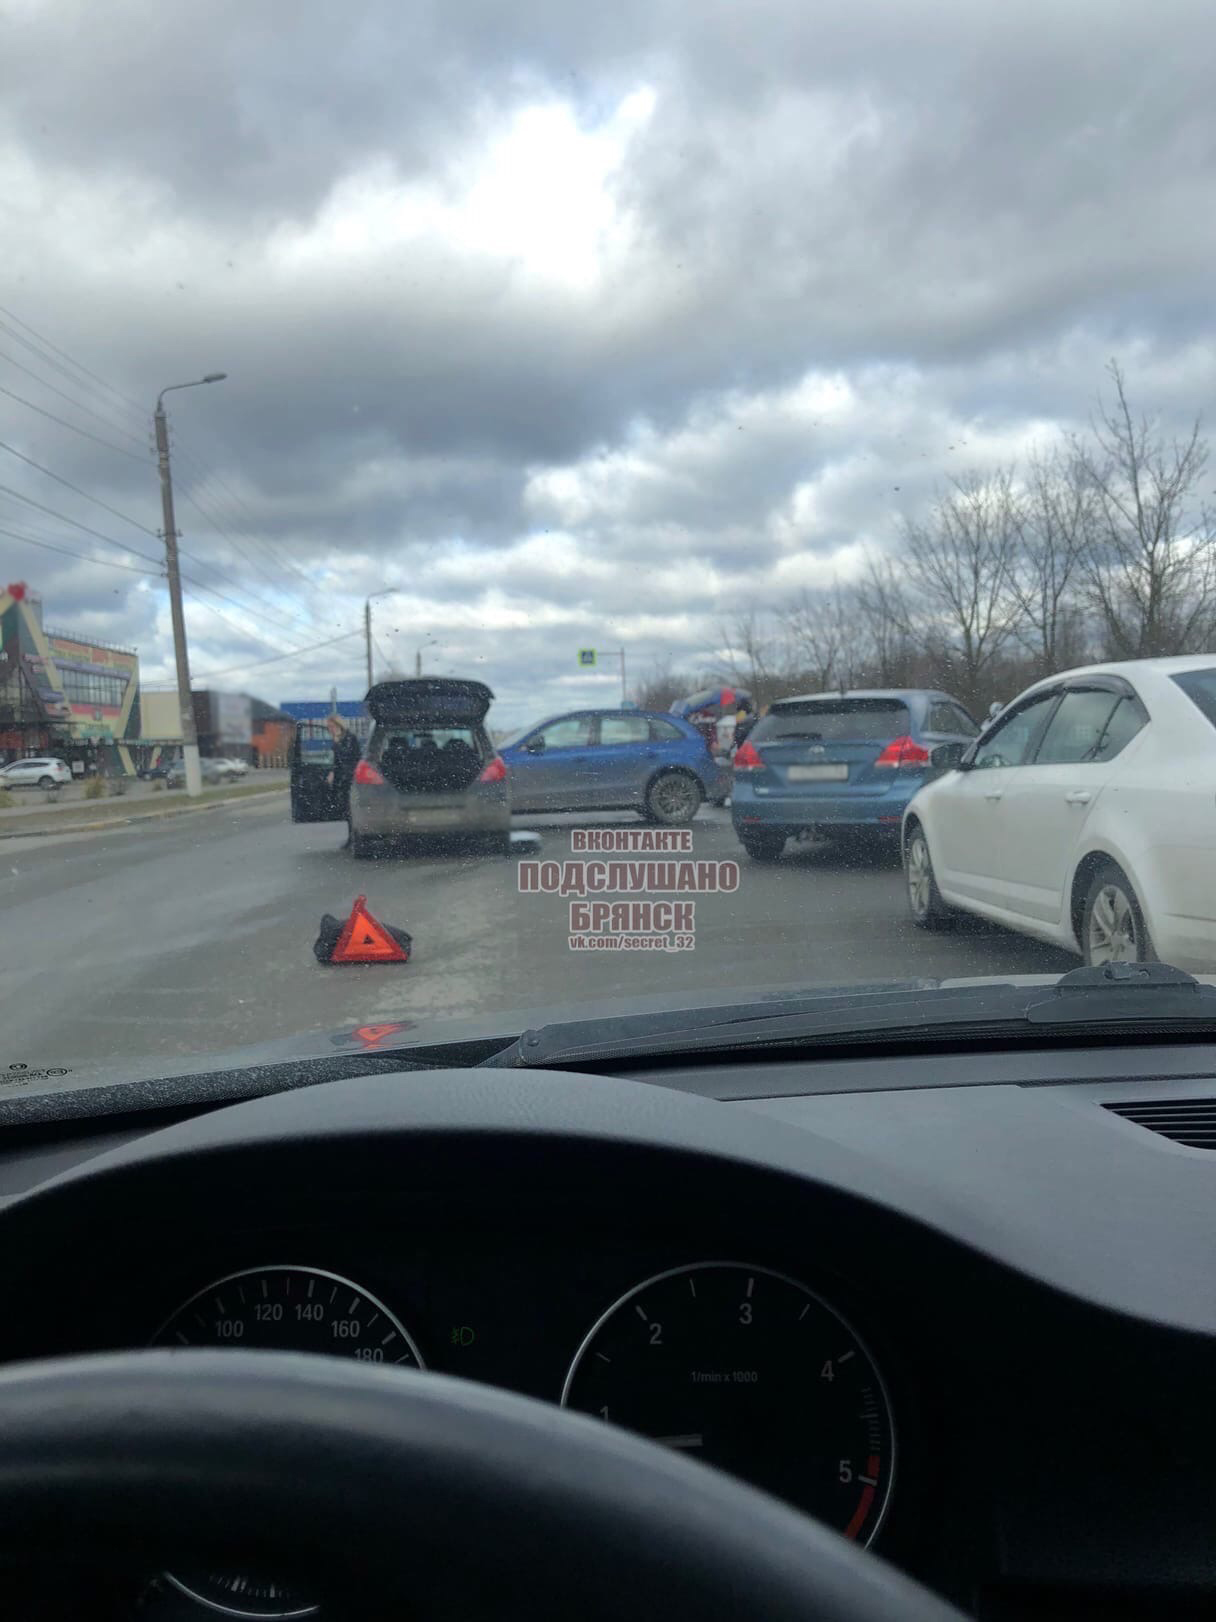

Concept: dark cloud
[[3, 1, 1216, 725]]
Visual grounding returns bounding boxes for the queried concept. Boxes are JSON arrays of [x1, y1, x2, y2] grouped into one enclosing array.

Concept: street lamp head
[[202, 372, 227, 384]]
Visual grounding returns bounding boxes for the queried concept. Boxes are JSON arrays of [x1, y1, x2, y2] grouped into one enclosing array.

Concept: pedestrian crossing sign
[[578, 648, 596, 667]]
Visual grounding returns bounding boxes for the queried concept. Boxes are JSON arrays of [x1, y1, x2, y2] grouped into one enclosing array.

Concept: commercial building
[[0, 582, 141, 773]]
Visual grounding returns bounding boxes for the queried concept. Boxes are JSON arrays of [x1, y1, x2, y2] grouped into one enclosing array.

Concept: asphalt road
[[0, 795, 1077, 1068]]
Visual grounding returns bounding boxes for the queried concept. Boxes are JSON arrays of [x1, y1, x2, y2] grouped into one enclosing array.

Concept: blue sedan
[[500, 709, 731, 825], [731, 689, 978, 859]]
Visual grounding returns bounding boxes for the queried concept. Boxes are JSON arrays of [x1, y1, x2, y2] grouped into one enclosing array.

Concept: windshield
[[4, 2, 1216, 1074], [756, 702, 913, 743]]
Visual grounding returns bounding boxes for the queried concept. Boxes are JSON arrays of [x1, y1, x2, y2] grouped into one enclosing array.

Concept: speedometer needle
[[654, 1433, 704, 1450]]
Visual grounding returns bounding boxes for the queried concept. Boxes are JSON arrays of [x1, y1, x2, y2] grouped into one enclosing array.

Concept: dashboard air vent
[[1104, 1098, 1216, 1149]]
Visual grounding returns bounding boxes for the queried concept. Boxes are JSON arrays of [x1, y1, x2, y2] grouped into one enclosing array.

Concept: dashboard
[[0, 1057, 1215, 1619]]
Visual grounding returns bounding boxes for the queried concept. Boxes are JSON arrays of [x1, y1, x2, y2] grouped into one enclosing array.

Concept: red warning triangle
[[330, 895, 409, 963]]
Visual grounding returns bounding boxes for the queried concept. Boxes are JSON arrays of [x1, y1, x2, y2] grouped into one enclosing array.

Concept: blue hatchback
[[501, 708, 731, 825], [731, 689, 978, 859]]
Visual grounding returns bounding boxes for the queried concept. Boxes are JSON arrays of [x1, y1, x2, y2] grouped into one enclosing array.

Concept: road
[[0, 795, 1077, 1068]]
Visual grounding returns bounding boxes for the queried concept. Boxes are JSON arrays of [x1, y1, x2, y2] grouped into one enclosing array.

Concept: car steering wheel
[[0, 1349, 968, 1621]]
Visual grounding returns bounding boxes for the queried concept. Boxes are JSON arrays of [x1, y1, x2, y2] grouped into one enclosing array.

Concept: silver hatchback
[[348, 678, 510, 858]]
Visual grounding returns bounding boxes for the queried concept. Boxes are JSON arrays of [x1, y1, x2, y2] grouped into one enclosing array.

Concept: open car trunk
[[366, 678, 493, 725], [375, 728, 486, 795]]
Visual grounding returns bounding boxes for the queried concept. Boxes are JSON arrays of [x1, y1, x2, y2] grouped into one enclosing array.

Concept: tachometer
[[151, 1265, 424, 1618], [561, 1261, 894, 1544]]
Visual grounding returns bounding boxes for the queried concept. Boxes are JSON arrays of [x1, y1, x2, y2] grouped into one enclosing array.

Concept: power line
[[191, 629, 363, 682], [0, 383, 150, 464], [0, 408, 325, 641], [177, 465, 334, 606], [0, 315, 148, 431], [176, 565, 322, 646], [178, 585, 303, 656], [0, 437, 160, 537], [176, 483, 334, 634], [0, 348, 149, 450], [0, 305, 362, 680], [0, 482, 163, 568], [0, 522, 160, 578], [0, 306, 330, 618]]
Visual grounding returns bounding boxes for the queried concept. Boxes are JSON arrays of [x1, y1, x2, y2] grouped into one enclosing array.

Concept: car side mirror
[[930, 741, 967, 771], [524, 736, 546, 755]]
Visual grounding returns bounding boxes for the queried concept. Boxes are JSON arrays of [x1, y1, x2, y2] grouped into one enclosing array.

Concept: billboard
[[214, 691, 252, 746]]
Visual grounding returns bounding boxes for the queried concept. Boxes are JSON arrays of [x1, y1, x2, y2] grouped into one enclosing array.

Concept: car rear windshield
[[754, 699, 913, 742], [372, 725, 486, 794], [1171, 668, 1216, 731]]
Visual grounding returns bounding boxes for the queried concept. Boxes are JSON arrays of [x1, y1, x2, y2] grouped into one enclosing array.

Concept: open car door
[[290, 720, 347, 823]]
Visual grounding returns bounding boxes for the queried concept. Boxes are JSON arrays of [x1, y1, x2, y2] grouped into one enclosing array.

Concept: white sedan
[[902, 656, 1216, 970]]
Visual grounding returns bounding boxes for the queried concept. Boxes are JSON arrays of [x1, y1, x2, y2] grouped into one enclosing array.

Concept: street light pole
[[154, 373, 227, 798], [365, 589, 407, 691]]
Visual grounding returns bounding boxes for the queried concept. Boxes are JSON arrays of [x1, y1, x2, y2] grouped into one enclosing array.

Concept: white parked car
[[0, 757, 72, 789], [902, 656, 1216, 971]]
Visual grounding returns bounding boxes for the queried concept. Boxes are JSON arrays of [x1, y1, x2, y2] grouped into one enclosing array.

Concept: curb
[[0, 787, 286, 841]]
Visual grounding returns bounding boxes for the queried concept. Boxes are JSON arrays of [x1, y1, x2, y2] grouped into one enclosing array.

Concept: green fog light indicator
[[450, 1325, 476, 1347]]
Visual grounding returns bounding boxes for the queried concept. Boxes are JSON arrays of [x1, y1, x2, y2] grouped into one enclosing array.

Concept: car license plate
[[788, 763, 849, 782]]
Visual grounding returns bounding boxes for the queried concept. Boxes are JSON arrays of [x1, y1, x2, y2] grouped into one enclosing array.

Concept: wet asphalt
[[0, 794, 1077, 1069]]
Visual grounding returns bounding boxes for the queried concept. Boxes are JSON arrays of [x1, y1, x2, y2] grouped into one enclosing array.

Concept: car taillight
[[478, 755, 508, 784], [354, 759, 385, 785], [874, 735, 931, 769], [733, 740, 765, 771]]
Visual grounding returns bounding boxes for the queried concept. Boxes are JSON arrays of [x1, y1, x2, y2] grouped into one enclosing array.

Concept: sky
[[2, 0, 1216, 728]]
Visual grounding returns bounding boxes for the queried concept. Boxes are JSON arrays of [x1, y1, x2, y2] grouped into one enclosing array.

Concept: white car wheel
[[1082, 863, 1152, 966], [904, 826, 955, 930]]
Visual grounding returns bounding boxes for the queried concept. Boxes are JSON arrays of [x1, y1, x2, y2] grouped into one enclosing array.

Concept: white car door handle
[[984, 788, 1003, 801], [1065, 790, 1092, 805]]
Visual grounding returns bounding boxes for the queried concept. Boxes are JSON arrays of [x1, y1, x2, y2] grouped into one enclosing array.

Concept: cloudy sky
[[2, 0, 1215, 726]]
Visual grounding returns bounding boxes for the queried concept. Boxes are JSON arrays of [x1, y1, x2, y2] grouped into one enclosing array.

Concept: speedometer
[[151, 1265, 424, 1617], [561, 1261, 894, 1544]]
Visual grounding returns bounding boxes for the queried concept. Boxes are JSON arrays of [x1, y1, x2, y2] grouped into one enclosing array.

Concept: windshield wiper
[[482, 963, 1216, 1069]]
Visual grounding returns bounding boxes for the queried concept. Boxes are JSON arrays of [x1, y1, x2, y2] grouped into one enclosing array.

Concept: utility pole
[[154, 373, 226, 798], [365, 598, 373, 691], [415, 648, 422, 677]]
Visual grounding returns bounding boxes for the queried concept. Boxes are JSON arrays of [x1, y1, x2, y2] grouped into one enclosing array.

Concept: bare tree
[[853, 552, 919, 686], [899, 469, 1021, 706], [634, 657, 701, 713], [777, 581, 856, 692], [1077, 361, 1216, 658], [1009, 446, 1092, 676], [717, 610, 787, 704]]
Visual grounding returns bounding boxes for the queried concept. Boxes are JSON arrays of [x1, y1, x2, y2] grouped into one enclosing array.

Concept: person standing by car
[[326, 715, 362, 847]]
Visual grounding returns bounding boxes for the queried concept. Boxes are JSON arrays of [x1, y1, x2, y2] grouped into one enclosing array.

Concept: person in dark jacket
[[326, 715, 362, 847]]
